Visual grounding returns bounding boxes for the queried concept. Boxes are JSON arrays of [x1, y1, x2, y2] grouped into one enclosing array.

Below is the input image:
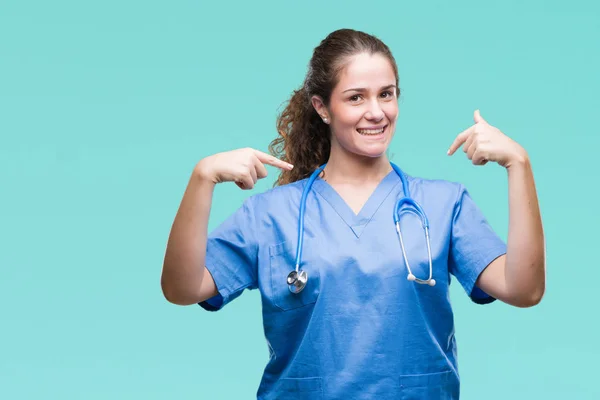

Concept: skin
[[161, 149, 291, 305], [311, 52, 399, 214], [161, 51, 546, 308], [448, 111, 546, 307]]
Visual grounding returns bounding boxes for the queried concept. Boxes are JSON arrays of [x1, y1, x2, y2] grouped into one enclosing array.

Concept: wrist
[[505, 149, 529, 170], [193, 159, 217, 184]]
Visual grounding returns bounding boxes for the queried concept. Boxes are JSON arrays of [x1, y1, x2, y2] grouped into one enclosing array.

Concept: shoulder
[[244, 178, 308, 210], [405, 173, 465, 204]]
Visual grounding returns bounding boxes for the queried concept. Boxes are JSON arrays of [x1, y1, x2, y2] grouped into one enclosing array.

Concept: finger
[[236, 173, 255, 190], [463, 133, 475, 154], [253, 156, 268, 179], [474, 109, 487, 124], [472, 149, 489, 165], [447, 126, 474, 155], [466, 140, 477, 160], [249, 166, 258, 184], [253, 149, 294, 170], [235, 181, 254, 190]]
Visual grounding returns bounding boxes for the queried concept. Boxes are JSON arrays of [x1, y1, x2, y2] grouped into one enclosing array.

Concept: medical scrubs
[[199, 169, 506, 399]]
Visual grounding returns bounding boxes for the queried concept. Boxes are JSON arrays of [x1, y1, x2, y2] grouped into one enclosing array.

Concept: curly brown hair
[[269, 29, 399, 186]]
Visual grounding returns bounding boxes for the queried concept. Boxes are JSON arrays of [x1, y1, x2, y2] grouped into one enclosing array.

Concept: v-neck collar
[[311, 170, 402, 238]]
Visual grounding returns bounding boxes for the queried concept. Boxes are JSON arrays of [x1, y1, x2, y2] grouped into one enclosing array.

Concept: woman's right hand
[[194, 148, 293, 190]]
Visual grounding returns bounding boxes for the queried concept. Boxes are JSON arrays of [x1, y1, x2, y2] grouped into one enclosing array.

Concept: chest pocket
[[268, 241, 321, 311]]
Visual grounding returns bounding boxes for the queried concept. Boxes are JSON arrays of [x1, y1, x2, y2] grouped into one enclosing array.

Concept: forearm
[[161, 166, 216, 304], [504, 155, 546, 303]]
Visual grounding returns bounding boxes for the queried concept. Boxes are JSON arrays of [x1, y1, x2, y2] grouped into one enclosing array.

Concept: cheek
[[334, 107, 363, 126], [384, 102, 399, 120]]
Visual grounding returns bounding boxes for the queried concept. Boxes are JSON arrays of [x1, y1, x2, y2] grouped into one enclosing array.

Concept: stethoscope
[[286, 162, 436, 294]]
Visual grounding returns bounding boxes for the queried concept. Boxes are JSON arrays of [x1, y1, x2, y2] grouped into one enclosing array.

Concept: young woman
[[161, 29, 545, 399]]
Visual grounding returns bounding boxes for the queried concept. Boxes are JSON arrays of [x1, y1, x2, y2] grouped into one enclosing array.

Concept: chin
[[353, 146, 389, 159], [356, 140, 390, 157]]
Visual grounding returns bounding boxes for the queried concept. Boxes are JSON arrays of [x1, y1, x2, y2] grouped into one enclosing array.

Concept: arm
[[448, 110, 546, 308], [161, 169, 218, 305], [476, 155, 546, 307], [161, 148, 293, 306]]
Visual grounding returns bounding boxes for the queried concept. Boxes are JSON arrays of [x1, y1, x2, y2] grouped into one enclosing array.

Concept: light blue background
[[1, 0, 598, 398]]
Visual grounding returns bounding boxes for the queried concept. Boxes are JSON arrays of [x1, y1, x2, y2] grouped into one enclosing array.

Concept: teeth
[[357, 127, 385, 135]]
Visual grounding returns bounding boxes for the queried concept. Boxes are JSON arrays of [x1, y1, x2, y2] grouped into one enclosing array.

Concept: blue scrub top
[[199, 169, 506, 399]]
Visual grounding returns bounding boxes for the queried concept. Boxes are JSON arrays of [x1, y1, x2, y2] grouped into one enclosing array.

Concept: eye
[[380, 90, 395, 99], [348, 94, 362, 102]]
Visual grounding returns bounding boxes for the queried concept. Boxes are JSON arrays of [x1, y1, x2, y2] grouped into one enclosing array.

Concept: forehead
[[335, 52, 396, 91]]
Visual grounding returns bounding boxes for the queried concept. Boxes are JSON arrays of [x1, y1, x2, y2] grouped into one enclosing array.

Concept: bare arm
[[160, 148, 293, 306], [476, 156, 546, 307], [448, 110, 546, 308], [161, 168, 218, 305]]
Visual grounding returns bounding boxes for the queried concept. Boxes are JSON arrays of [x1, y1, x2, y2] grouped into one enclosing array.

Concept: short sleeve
[[198, 197, 259, 312], [448, 185, 507, 305]]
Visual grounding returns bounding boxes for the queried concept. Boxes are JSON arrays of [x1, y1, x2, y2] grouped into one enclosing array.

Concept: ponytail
[[269, 87, 331, 186]]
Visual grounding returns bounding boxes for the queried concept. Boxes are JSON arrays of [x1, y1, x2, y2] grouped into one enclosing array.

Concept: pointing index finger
[[253, 149, 294, 170], [447, 126, 474, 155]]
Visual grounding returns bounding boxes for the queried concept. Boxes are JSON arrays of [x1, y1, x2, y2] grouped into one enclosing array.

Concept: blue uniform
[[200, 169, 506, 399]]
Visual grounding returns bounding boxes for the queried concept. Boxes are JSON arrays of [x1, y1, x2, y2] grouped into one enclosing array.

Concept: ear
[[311, 95, 330, 123]]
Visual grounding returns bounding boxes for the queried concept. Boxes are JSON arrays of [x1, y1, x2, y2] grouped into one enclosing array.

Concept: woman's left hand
[[447, 110, 528, 168]]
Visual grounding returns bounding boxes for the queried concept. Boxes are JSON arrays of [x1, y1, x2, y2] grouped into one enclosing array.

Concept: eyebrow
[[342, 84, 397, 93]]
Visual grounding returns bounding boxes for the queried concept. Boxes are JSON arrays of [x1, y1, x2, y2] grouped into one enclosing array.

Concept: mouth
[[356, 124, 388, 136]]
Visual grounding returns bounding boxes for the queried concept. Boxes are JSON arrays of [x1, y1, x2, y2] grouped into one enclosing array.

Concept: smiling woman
[[270, 32, 402, 187], [161, 28, 546, 400], [313, 53, 398, 160]]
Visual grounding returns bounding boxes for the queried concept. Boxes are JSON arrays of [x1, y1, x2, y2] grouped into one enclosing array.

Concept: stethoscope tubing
[[288, 162, 435, 293]]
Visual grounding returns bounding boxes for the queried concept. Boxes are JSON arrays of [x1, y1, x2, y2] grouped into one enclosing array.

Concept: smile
[[356, 124, 387, 136]]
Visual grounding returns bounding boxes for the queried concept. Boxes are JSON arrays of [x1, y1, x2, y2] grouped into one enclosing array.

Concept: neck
[[322, 148, 392, 185]]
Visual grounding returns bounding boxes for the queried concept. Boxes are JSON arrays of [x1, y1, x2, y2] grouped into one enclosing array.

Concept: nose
[[365, 99, 385, 122]]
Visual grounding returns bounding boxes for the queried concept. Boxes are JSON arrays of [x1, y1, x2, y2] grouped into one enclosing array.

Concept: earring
[[322, 117, 329, 124]]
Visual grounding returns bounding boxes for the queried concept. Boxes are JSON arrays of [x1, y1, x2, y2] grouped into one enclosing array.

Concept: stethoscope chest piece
[[287, 270, 308, 293]]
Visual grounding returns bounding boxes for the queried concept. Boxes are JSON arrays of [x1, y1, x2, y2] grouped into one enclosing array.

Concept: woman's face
[[313, 52, 399, 160]]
